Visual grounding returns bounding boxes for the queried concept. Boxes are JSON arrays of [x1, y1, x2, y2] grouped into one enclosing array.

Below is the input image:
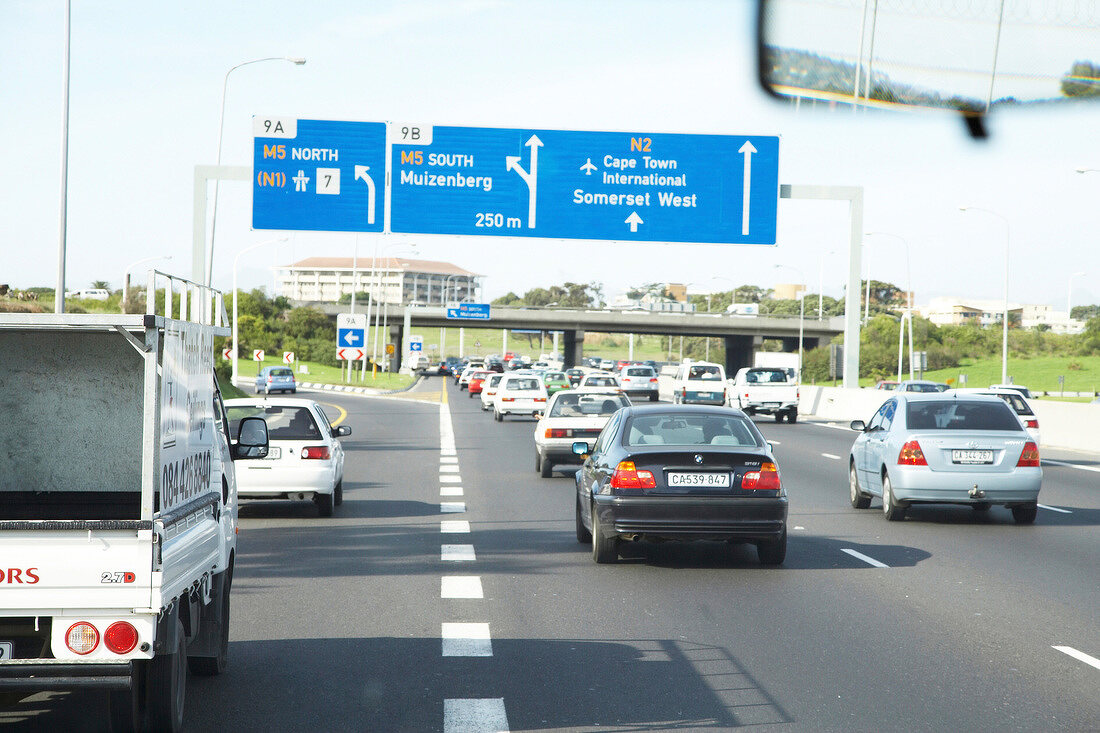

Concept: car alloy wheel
[[849, 463, 870, 509]]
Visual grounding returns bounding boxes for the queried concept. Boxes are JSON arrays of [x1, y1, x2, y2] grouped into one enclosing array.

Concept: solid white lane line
[[821, 453, 842, 460], [441, 520, 470, 533], [440, 456, 459, 464], [1037, 503, 1073, 514], [442, 623, 493, 657], [441, 544, 476, 562], [441, 486, 464, 496], [440, 464, 461, 473], [444, 698, 509, 733], [441, 502, 466, 514], [441, 576, 484, 599], [841, 548, 890, 568], [1043, 459, 1100, 474], [793, 526, 806, 530], [1053, 645, 1100, 672], [809, 422, 853, 431], [440, 475, 462, 483]]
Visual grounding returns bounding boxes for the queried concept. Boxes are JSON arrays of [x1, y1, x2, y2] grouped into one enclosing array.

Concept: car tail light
[[501, 397, 515, 402], [1017, 441, 1040, 467], [104, 622, 138, 654], [649, 377, 658, 383], [546, 428, 572, 438], [301, 446, 331, 460], [535, 397, 546, 402], [1025, 418, 1039, 429], [681, 388, 687, 398], [744, 393, 750, 399], [610, 461, 656, 490], [898, 440, 927, 466], [66, 622, 99, 655], [741, 462, 780, 490], [266, 376, 274, 383]]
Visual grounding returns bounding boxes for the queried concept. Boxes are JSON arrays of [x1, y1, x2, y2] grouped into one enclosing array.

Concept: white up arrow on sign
[[624, 211, 643, 233]]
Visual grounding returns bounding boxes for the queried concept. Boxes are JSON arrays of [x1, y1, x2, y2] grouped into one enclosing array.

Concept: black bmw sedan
[[573, 404, 788, 565]]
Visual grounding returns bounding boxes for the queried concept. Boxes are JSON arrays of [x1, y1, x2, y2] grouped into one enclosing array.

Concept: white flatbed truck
[[0, 273, 268, 732]]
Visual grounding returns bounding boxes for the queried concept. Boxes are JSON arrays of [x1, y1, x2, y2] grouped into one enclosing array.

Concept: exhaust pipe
[[968, 486, 985, 499]]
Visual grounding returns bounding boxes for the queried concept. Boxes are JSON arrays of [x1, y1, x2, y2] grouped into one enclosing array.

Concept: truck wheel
[[189, 568, 232, 676], [774, 412, 783, 423], [315, 492, 334, 517], [787, 409, 798, 424], [145, 619, 187, 733]]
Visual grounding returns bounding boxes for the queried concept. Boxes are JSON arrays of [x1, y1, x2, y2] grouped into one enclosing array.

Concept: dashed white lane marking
[[1053, 645, 1100, 672], [440, 456, 459, 464], [809, 421, 853, 431], [444, 698, 509, 733], [1043, 459, 1100, 474], [440, 464, 461, 473], [821, 453, 842, 460], [441, 576, 484, 599], [841, 548, 890, 568], [441, 449, 457, 456], [442, 544, 476, 562], [441, 520, 471, 533], [441, 486, 464, 496], [1037, 503, 1072, 514], [441, 502, 466, 514], [440, 475, 462, 483], [442, 623, 493, 657]]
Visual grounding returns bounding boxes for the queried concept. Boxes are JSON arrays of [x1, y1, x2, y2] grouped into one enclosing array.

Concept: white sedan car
[[225, 398, 350, 517], [575, 372, 622, 393], [533, 390, 630, 477], [493, 375, 548, 421]]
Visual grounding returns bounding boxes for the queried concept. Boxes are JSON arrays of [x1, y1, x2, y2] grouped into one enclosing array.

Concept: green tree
[[91, 280, 111, 290], [1071, 304, 1100, 321], [1061, 61, 1100, 98], [492, 292, 523, 306], [285, 306, 334, 341]]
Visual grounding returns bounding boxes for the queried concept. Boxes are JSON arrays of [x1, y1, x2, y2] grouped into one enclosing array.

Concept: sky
[[2, 0, 1099, 312]]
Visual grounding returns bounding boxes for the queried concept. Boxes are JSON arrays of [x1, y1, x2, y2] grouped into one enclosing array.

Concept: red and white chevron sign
[[337, 347, 364, 361]]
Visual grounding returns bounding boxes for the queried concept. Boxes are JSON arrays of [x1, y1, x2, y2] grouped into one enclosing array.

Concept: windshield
[[585, 377, 619, 387], [227, 405, 321, 441], [625, 368, 653, 376], [905, 401, 1023, 431], [625, 414, 763, 447], [549, 393, 629, 418]]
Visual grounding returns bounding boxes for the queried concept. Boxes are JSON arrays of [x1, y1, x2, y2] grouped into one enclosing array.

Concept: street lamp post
[[123, 255, 172, 312], [233, 237, 287, 385], [207, 56, 305, 287], [959, 206, 1010, 384]]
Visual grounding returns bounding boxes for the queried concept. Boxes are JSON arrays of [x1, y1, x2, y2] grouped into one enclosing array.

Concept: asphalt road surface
[[3, 377, 1097, 731]]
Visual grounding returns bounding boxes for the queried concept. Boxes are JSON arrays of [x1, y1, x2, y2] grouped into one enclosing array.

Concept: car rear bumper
[[0, 660, 133, 691], [594, 495, 787, 541], [890, 467, 1041, 504], [237, 463, 335, 497]]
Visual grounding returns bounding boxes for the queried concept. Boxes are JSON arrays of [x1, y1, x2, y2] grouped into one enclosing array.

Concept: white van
[[671, 361, 728, 405]]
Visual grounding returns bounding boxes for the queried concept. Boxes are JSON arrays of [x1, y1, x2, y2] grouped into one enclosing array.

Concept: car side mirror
[[234, 417, 269, 459], [571, 441, 589, 458], [335, 425, 352, 437], [850, 420, 866, 432]]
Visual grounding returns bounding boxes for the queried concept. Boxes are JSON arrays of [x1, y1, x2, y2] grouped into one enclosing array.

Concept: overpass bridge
[[307, 302, 844, 373]]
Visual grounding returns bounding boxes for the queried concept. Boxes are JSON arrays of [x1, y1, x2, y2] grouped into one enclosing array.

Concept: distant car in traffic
[[566, 368, 586, 386], [990, 384, 1033, 399], [848, 393, 1041, 523], [671, 361, 727, 406], [576, 372, 622, 393], [442, 356, 462, 375], [255, 366, 296, 395], [493, 374, 549, 421], [619, 365, 660, 401], [480, 373, 505, 411], [896, 379, 949, 393], [948, 387, 1040, 443], [875, 380, 899, 390], [573, 404, 788, 564], [226, 398, 350, 517], [468, 370, 492, 397], [542, 370, 571, 395], [457, 362, 485, 389], [533, 390, 629, 477]]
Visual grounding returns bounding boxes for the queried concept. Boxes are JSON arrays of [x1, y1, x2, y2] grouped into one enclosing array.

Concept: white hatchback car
[[533, 390, 630, 477], [493, 375, 548, 421], [480, 373, 505, 411], [224, 398, 350, 517], [576, 372, 622, 393]]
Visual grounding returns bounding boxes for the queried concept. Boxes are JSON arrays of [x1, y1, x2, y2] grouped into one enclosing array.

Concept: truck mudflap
[[0, 659, 133, 690]]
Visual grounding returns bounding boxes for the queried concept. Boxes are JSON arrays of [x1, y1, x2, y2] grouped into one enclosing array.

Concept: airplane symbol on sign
[[580, 158, 597, 175]]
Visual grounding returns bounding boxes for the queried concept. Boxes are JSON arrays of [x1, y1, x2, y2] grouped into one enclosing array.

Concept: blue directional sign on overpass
[[446, 303, 491, 320], [390, 126, 779, 244], [253, 117, 386, 232]]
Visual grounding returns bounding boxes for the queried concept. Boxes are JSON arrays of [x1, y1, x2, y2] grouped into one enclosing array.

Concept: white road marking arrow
[[739, 141, 756, 236], [354, 165, 376, 225], [505, 134, 543, 228], [625, 211, 643, 233], [580, 158, 597, 175]]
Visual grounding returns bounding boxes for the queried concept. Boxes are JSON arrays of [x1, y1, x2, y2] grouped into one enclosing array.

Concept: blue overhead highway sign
[[446, 303, 491, 320], [390, 126, 779, 244], [253, 117, 386, 233]]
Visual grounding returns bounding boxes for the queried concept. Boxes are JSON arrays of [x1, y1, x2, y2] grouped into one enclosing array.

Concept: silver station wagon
[[848, 393, 1041, 523]]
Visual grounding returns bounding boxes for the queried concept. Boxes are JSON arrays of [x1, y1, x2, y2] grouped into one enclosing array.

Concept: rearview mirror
[[757, 0, 1100, 132], [335, 425, 352, 437]]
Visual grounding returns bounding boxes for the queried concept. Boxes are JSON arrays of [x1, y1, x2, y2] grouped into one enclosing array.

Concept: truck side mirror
[[234, 417, 269, 459]]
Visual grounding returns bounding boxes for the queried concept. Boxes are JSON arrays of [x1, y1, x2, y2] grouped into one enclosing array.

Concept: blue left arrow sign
[[338, 328, 364, 346]]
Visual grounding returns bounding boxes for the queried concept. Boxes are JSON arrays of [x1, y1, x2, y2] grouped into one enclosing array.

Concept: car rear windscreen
[[625, 414, 762, 447], [905, 401, 1022, 431], [227, 405, 322, 440], [745, 369, 786, 383], [626, 368, 653, 376], [507, 378, 541, 390], [270, 368, 294, 377], [688, 365, 722, 380], [549, 393, 629, 418], [586, 377, 618, 386]]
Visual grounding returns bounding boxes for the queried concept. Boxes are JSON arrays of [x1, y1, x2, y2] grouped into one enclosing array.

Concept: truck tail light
[[546, 428, 572, 438], [104, 622, 138, 654], [741, 462, 780, 490], [610, 461, 656, 489], [66, 622, 99, 655], [898, 440, 927, 466], [301, 446, 331, 460], [1017, 441, 1040, 467], [535, 397, 546, 402]]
